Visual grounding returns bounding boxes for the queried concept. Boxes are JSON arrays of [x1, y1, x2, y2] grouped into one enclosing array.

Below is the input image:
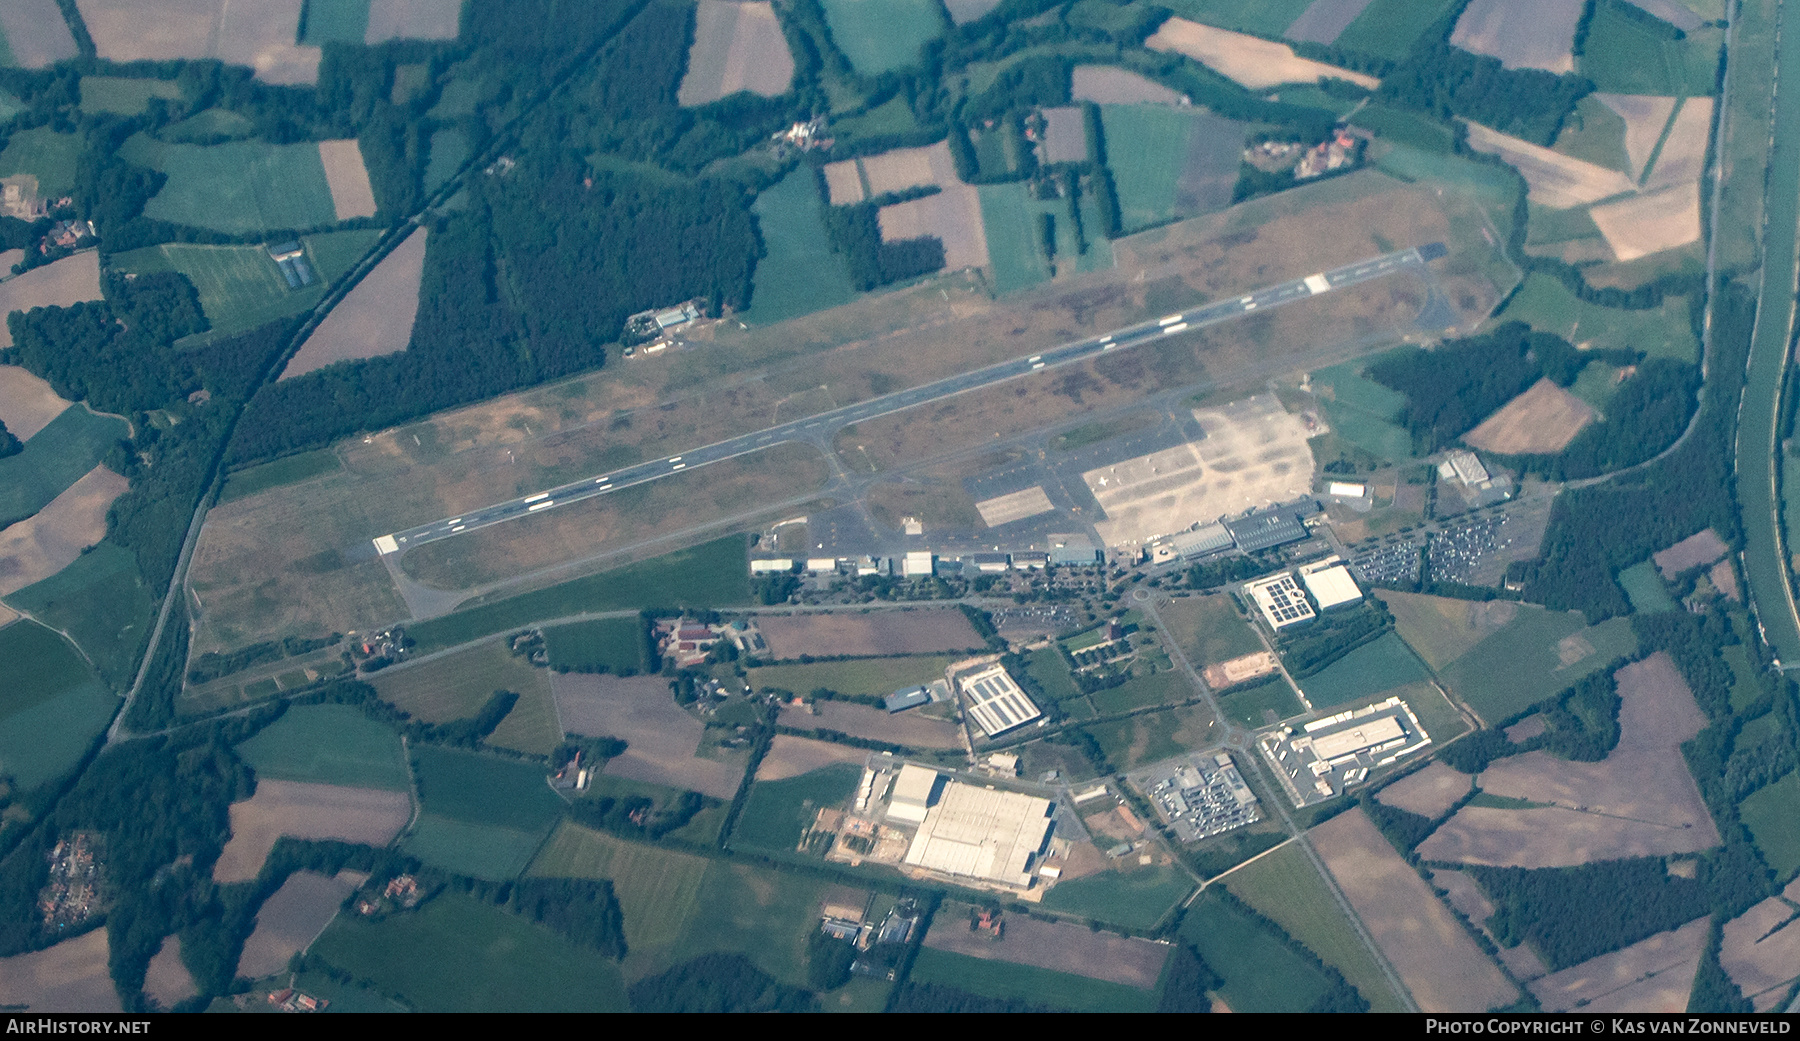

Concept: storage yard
[[1128, 751, 1261, 843]]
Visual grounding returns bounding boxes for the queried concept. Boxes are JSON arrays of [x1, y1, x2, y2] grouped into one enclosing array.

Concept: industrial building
[[1439, 450, 1490, 488], [886, 763, 941, 824], [1224, 504, 1313, 553], [1327, 481, 1367, 499], [1258, 696, 1432, 806], [902, 551, 935, 577], [958, 663, 1042, 737], [1168, 523, 1234, 559], [901, 773, 1056, 889], [885, 686, 930, 713], [1299, 558, 1363, 610], [1244, 573, 1316, 630]]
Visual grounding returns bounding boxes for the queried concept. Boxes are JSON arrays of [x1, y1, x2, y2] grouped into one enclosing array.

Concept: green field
[[1437, 612, 1638, 724], [1085, 705, 1216, 772], [1297, 632, 1431, 708], [310, 891, 627, 1011], [218, 449, 342, 503], [3, 541, 155, 691], [819, 0, 945, 75], [748, 654, 957, 698], [979, 182, 1054, 295], [0, 620, 117, 791], [372, 640, 563, 755], [1311, 359, 1415, 462], [1552, 96, 1631, 173], [1100, 105, 1198, 233], [1218, 678, 1304, 728], [746, 168, 857, 323], [0, 127, 81, 196], [1352, 103, 1458, 153], [410, 744, 566, 830], [529, 822, 714, 957], [1160, 0, 1314, 36], [907, 946, 1157, 1012], [1722, 640, 1763, 713], [1617, 561, 1678, 614], [234, 704, 410, 790], [0, 406, 131, 527], [424, 127, 469, 192], [158, 108, 255, 143], [1027, 646, 1086, 707], [1158, 595, 1264, 668], [120, 135, 338, 235], [408, 537, 752, 653], [544, 617, 645, 674], [1579, 5, 1722, 97], [301, 0, 372, 43], [1089, 669, 1193, 715], [1178, 888, 1334, 1012], [1496, 273, 1698, 362], [1218, 841, 1407, 1012], [401, 814, 548, 880], [1739, 770, 1800, 881], [1334, 0, 1461, 61], [1041, 863, 1195, 931], [730, 763, 862, 855], [78, 77, 182, 115]]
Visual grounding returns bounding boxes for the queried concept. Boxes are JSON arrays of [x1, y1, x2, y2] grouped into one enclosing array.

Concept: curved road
[[375, 244, 1444, 556]]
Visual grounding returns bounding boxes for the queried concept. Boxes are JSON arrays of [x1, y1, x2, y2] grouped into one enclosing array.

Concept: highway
[[373, 243, 1444, 556]]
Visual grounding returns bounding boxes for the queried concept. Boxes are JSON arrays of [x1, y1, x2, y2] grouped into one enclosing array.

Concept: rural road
[[374, 244, 1446, 557]]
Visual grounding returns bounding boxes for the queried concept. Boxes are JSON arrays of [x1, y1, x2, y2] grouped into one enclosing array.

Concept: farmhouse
[[902, 776, 1056, 890], [958, 663, 1042, 737], [1244, 573, 1315, 630]]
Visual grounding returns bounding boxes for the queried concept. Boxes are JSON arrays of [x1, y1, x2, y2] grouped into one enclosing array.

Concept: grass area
[[1100, 104, 1196, 233], [1722, 641, 1763, 713], [234, 704, 410, 790], [907, 946, 1157, 1012], [1567, 360, 1622, 410], [730, 762, 862, 855], [1026, 646, 1085, 705], [1219, 841, 1408, 1012], [301, 0, 371, 43], [310, 891, 627, 1011], [1384, 680, 1468, 743], [1739, 770, 1800, 881], [528, 821, 713, 956], [0, 620, 116, 791], [1579, 4, 1722, 96], [1617, 561, 1678, 614], [978, 182, 1054, 295], [1351, 103, 1458, 153], [1551, 94, 1631, 172], [0, 127, 81, 196], [1311, 358, 1415, 462], [410, 744, 565, 830], [119, 135, 338, 235], [1158, 595, 1263, 667], [1085, 705, 1216, 771], [1439, 613, 1638, 724], [829, 96, 924, 145], [746, 167, 857, 323], [2, 541, 154, 691], [1335, 0, 1460, 61], [748, 654, 957, 697], [1039, 862, 1195, 931], [0, 406, 131, 527], [79, 77, 181, 115], [401, 815, 547, 880], [544, 617, 645, 674], [581, 774, 730, 845], [1160, 0, 1314, 36], [1218, 678, 1304, 728], [1322, 399, 1415, 462], [1089, 669, 1193, 715], [1296, 632, 1431, 708], [408, 537, 751, 653], [1178, 888, 1333, 1012], [218, 449, 342, 503], [1495, 273, 1698, 362], [157, 108, 255, 143], [818, 0, 945, 75], [424, 127, 468, 192], [651, 860, 831, 987]]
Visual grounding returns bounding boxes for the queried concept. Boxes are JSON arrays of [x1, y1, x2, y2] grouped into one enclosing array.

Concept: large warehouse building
[[902, 775, 1056, 889], [958, 663, 1042, 737]]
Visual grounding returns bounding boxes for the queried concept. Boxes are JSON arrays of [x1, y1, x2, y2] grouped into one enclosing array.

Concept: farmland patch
[[1159, 594, 1264, 669], [880, 184, 989, 271], [1495, 272, 1697, 361], [1217, 678, 1304, 727], [0, 620, 116, 790], [1284, 0, 1377, 45], [1099, 104, 1248, 232], [746, 168, 858, 323], [803, 700, 962, 748], [527, 821, 710, 961], [1334, 0, 1461, 61], [318, 139, 378, 220], [75, 0, 320, 84], [1449, 0, 1584, 73], [551, 672, 745, 799], [2, 541, 153, 690], [1175, 887, 1332, 1011], [1463, 122, 1636, 209], [749, 654, 960, 699], [0, 365, 69, 441], [234, 704, 410, 791], [236, 869, 360, 979], [1295, 632, 1431, 708], [1739, 770, 1800, 880], [78, 76, 181, 115], [817, 0, 944, 76], [1653, 528, 1729, 578], [1589, 183, 1701, 262], [214, 780, 411, 882], [1084, 704, 1218, 773], [1436, 612, 1637, 724], [0, 251, 102, 348], [1145, 17, 1380, 90], [922, 902, 1169, 988], [142, 936, 195, 1010], [1072, 65, 1180, 105], [125, 135, 337, 234], [364, 0, 463, 42], [754, 609, 982, 658], [1040, 860, 1194, 932], [1596, 94, 1677, 182], [907, 945, 1156, 1012], [1719, 895, 1800, 1008], [402, 814, 547, 880], [679, 1, 794, 106], [0, 465, 127, 598], [754, 736, 865, 782], [0, 0, 76, 69], [1528, 916, 1706, 1012], [281, 227, 426, 379], [1464, 378, 1595, 455], [0, 928, 119, 1012], [1376, 761, 1472, 818]]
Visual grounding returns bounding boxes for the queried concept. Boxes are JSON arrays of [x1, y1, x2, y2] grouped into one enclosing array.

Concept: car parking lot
[[1427, 514, 1512, 585], [1351, 538, 1423, 584], [1128, 752, 1261, 844]]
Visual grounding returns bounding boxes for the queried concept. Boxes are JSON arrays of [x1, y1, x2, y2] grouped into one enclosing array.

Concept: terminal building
[[958, 663, 1043, 737]]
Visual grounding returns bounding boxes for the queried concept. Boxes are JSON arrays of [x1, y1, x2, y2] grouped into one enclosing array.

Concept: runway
[[373, 243, 1444, 556]]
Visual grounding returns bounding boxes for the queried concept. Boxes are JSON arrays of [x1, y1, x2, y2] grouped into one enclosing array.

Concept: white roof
[[1301, 564, 1362, 609], [806, 557, 837, 571], [1327, 481, 1366, 498], [958, 663, 1042, 736], [1309, 716, 1405, 760], [903, 782, 1055, 887], [1245, 573, 1315, 629], [891, 764, 938, 808], [903, 551, 935, 576]]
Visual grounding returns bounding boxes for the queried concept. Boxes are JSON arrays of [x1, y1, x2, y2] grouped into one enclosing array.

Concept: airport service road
[[372, 244, 1444, 556]]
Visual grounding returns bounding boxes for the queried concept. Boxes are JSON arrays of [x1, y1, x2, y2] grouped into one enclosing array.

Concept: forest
[[1366, 322, 1544, 453], [1378, 44, 1592, 145], [1470, 858, 1712, 970]]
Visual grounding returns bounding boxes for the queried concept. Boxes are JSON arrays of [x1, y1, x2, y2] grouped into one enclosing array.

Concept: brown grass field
[[1596, 95, 1677, 182], [878, 185, 990, 270], [318, 139, 377, 221], [861, 142, 961, 198], [1072, 65, 1180, 104], [365, 0, 464, 43], [0, 928, 120, 1012], [1654, 528, 1729, 577], [1463, 122, 1636, 209], [549, 672, 745, 798], [1463, 378, 1594, 454], [677, 1, 795, 106], [1449, 0, 1583, 73], [822, 160, 864, 205], [142, 935, 196, 1010], [0, 251, 101, 348], [75, 0, 320, 85], [235, 870, 362, 980], [0, 465, 128, 597], [1529, 917, 1707, 1012], [372, 639, 561, 755], [1590, 183, 1701, 262], [214, 780, 412, 882], [1376, 762, 1472, 819], [1419, 806, 1713, 868], [923, 902, 1170, 987], [755, 734, 866, 781], [1720, 897, 1800, 1008], [0, 0, 77, 68], [1311, 808, 1518, 1012], [1144, 18, 1379, 90], [804, 700, 963, 749], [1645, 99, 1714, 191], [281, 227, 425, 379], [755, 608, 982, 658], [0, 364, 71, 441], [1427, 867, 1551, 980], [1378, 591, 1518, 671]]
